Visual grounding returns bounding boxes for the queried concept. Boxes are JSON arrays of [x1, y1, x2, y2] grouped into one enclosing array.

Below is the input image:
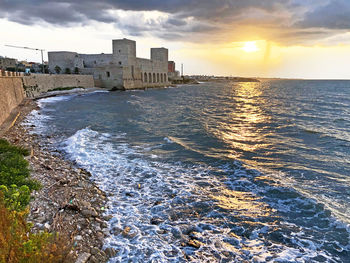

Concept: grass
[[47, 86, 85, 92]]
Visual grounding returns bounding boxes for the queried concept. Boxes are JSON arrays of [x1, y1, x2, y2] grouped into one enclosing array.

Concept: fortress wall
[[23, 74, 95, 98], [80, 54, 114, 68], [0, 77, 25, 125]]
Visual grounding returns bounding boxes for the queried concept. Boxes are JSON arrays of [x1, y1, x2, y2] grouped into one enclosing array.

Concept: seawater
[[26, 81, 350, 262]]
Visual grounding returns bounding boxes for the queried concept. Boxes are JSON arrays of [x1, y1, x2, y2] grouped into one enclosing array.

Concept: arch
[[149, 73, 152, 83], [156, 73, 159, 83], [141, 72, 143, 82], [160, 74, 163, 83], [153, 73, 156, 83], [144, 72, 147, 83], [164, 73, 167, 83]]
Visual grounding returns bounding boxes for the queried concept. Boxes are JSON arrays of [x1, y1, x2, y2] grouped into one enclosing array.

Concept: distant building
[[48, 38, 170, 90], [168, 61, 180, 81], [168, 61, 176, 73], [0, 57, 17, 70]]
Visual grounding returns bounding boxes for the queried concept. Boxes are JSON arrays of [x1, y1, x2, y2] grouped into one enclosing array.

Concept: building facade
[[0, 57, 17, 70], [48, 39, 170, 90]]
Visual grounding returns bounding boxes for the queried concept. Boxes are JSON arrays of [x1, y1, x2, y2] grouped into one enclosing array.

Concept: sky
[[1, 0, 350, 79]]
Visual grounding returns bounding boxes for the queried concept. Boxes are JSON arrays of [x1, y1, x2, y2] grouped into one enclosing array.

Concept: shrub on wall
[[54, 66, 61, 74]]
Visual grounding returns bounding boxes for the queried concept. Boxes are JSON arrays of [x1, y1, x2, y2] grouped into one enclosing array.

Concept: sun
[[242, 41, 259, 53]]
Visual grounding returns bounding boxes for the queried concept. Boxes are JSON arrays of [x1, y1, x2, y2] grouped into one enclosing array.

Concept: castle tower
[[151, 48, 168, 65], [112, 38, 136, 66]]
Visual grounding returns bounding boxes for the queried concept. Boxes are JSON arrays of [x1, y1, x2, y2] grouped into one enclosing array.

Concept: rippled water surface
[[28, 80, 350, 262]]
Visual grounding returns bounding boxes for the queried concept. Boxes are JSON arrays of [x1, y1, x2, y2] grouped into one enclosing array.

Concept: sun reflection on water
[[205, 82, 274, 164], [211, 188, 274, 218]]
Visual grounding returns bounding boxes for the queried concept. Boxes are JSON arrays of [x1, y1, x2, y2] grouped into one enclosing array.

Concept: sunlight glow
[[242, 41, 259, 53]]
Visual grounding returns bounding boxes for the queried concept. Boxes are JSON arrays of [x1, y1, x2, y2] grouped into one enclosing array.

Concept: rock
[[96, 231, 104, 241], [187, 239, 203, 249], [103, 215, 113, 221], [87, 255, 98, 263], [122, 226, 131, 237], [81, 208, 98, 217], [75, 252, 91, 263], [75, 235, 83, 241], [90, 247, 100, 255], [80, 200, 91, 208], [104, 247, 117, 258], [150, 217, 164, 225]]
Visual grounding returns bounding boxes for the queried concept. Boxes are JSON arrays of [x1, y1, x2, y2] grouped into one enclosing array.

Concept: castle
[[48, 39, 170, 90]]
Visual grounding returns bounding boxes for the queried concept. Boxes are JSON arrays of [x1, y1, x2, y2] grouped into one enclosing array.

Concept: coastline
[[1, 99, 116, 262]]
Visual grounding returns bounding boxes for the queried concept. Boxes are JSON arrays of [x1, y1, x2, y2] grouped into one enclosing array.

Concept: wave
[[61, 127, 350, 262]]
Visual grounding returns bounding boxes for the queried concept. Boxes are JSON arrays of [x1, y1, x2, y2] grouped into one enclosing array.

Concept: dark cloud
[[0, 0, 349, 43], [298, 0, 350, 29]]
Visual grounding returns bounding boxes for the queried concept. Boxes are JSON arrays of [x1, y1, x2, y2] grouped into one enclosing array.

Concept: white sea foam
[[60, 127, 348, 262]]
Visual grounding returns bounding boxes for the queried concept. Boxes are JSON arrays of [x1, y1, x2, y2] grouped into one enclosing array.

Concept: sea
[[26, 80, 350, 262]]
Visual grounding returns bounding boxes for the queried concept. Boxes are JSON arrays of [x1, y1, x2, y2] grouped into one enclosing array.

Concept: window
[[119, 61, 122, 65], [106, 71, 110, 78]]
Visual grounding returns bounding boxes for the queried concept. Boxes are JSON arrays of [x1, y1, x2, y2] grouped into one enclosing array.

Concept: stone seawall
[[23, 74, 95, 98], [0, 77, 26, 125]]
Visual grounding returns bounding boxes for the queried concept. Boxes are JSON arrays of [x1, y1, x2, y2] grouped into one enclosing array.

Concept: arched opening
[[141, 72, 143, 82], [144, 72, 148, 83], [149, 73, 152, 83], [164, 73, 167, 82], [153, 73, 156, 83], [157, 73, 160, 83], [161, 74, 163, 83]]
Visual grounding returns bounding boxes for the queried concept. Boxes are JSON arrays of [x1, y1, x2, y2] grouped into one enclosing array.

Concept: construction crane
[[5, 44, 45, 73]]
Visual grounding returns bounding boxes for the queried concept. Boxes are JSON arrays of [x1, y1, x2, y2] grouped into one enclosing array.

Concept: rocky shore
[[1, 99, 116, 263]]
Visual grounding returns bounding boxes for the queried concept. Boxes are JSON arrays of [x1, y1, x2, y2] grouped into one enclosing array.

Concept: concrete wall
[[0, 77, 25, 125], [22, 74, 95, 98]]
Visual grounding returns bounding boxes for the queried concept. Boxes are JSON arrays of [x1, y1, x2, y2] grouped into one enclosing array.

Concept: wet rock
[[104, 247, 118, 258], [103, 215, 113, 221], [187, 239, 203, 248], [171, 227, 182, 239], [121, 226, 137, 238], [150, 217, 164, 225], [111, 226, 122, 235], [75, 252, 91, 263], [122, 226, 131, 237]]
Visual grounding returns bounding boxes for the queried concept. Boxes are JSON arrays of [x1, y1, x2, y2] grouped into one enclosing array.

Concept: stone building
[[48, 38, 170, 90], [0, 57, 17, 70]]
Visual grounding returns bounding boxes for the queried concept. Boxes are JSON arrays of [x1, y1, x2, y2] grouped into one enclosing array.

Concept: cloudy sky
[[1, 0, 350, 78]]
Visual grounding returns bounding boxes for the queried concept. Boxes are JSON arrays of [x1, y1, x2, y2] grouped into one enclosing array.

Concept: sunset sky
[[1, 0, 350, 79]]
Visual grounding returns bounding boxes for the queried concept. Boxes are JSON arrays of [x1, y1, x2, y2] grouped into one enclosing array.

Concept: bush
[[0, 195, 72, 263], [0, 139, 40, 196]]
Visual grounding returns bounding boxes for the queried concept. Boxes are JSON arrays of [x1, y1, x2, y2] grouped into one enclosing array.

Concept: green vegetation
[[47, 86, 85, 92], [0, 139, 71, 262], [0, 139, 39, 210], [64, 68, 71, 74]]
